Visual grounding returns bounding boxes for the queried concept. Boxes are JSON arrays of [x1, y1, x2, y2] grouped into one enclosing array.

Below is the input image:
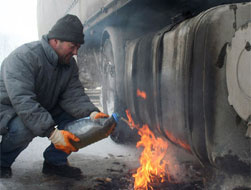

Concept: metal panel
[[190, 3, 251, 173], [159, 2, 251, 172], [124, 2, 251, 173]]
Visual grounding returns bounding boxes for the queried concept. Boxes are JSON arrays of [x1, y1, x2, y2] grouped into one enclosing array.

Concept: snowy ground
[[0, 136, 140, 190], [1, 133, 249, 190]]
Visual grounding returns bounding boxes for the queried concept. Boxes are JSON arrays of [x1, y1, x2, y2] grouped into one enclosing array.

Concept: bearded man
[[0, 14, 108, 179]]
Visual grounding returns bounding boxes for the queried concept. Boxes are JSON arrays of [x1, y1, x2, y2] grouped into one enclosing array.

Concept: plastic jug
[[64, 113, 119, 149]]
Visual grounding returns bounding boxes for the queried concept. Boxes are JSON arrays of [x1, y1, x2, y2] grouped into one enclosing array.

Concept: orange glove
[[90, 111, 109, 120], [49, 128, 80, 154]]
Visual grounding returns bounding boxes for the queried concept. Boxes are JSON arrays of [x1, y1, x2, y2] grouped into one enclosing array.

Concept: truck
[[37, 0, 251, 186]]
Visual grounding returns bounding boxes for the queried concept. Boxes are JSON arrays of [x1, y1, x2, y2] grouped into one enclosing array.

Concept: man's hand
[[90, 111, 109, 120], [49, 128, 80, 154]]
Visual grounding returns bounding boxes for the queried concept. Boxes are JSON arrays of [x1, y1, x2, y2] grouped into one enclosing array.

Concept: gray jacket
[[0, 35, 99, 136]]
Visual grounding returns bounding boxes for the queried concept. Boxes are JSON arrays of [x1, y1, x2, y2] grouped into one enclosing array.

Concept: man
[[0, 14, 108, 178]]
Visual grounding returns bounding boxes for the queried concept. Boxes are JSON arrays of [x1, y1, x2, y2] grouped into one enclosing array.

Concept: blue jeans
[[0, 112, 77, 167]]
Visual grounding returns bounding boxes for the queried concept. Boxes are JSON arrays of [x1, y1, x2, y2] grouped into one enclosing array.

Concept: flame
[[165, 130, 191, 152], [125, 109, 140, 130], [126, 109, 191, 152], [133, 125, 171, 190], [126, 110, 172, 190], [137, 89, 147, 99]]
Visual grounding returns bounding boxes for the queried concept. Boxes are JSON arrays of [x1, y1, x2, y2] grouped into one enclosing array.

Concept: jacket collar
[[41, 35, 58, 67]]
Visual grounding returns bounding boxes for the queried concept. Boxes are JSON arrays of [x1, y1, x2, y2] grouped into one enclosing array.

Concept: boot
[[42, 161, 82, 179], [0, 166, 12, 178]]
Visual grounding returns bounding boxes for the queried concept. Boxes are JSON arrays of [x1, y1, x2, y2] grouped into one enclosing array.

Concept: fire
[[133, 125, 171, 190], [165, 130, 191, 152], [137, 89, 147, 99], [126, 110, 172, 190], [125, 109, 140, 130], [125, 89, 188, 189]]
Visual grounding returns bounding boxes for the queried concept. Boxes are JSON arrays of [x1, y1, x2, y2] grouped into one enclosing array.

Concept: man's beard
[[58, 54, 72, 65]]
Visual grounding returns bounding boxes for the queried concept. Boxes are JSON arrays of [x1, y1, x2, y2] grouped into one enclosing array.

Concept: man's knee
[[1, 116, 34, 150]]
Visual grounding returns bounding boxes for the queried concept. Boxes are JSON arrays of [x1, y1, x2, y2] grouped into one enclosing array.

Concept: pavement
[[0, 136, 140, 190], [2, 129, 249, 190], [0, 131, 209, 190]]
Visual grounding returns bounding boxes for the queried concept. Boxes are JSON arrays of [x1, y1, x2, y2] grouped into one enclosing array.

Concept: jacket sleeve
[[2, 53, 55, 137], [59, 61, 100, 118]]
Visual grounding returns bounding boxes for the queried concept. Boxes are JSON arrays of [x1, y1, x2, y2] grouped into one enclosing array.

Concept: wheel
[[100, 28, 140, 144], [100, 38, 116, 115]]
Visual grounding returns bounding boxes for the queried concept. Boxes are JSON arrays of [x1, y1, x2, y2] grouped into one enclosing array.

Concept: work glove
[[49, 128, 80, 154], [90, 111, 109, 120]]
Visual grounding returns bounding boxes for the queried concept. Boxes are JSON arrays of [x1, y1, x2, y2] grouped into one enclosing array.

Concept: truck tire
[[100, 28, 140, 144], [100, 38, 115, 115]]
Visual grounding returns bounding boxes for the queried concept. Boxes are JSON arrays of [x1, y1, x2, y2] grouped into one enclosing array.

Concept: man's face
[[54, 40, 81, 64]]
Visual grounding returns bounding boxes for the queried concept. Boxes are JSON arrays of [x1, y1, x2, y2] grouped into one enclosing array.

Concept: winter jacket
[[0, 35, 99, 136]]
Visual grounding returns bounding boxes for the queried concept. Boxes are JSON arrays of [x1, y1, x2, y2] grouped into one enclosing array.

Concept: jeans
[[0, 112, 77, 167]]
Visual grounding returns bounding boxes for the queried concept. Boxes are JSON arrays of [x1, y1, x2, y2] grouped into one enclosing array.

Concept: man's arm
[[2, 53, 55, 137], [59, 61, 100, 118]]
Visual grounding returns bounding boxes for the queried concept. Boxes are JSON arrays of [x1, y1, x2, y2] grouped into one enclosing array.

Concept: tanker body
[[37, 0, 251, 185]]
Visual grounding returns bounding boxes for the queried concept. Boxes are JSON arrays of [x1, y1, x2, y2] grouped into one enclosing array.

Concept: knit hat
[[48, 14, 84, 44]]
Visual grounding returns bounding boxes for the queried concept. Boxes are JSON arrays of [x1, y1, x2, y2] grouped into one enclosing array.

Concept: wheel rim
[[101, 39, 115, 115]]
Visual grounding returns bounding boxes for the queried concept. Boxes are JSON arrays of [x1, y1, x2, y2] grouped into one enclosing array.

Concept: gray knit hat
[[48, 14, 84, 44]]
